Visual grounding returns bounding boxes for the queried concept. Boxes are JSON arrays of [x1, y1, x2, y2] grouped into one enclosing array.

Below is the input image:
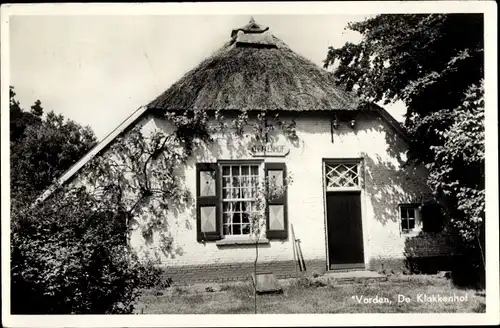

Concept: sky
[[10, 14, 407, 141]]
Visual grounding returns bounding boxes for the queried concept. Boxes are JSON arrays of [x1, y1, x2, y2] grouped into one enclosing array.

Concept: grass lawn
[[135, 274, 485, 314]]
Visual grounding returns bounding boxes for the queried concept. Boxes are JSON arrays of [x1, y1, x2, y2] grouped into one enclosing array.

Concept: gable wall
[[113, 111, 433, 272]]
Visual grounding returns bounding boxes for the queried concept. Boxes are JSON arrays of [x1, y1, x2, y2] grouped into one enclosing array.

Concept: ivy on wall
[[76, 109, 299, 254]]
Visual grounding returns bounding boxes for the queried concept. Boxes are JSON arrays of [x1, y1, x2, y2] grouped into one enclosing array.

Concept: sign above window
[[250, 143, 290, 157]]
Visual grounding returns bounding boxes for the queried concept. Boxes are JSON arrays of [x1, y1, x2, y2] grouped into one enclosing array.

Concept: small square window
[[400, 204, 421, 234]]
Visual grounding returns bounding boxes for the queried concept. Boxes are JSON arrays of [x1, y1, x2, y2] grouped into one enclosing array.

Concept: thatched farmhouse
[[46, 18, 454, 282]]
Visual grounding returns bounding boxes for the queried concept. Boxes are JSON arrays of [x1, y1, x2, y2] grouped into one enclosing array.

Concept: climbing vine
[[75, 109, 298, 256], [231, 110, 299, 146]]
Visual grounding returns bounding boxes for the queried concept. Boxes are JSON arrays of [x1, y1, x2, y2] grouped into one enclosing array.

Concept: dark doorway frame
[[322, 158, 366, 271]]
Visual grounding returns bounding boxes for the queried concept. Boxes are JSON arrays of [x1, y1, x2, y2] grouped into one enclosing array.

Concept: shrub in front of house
[[403, 231, 456, 274], [10, 187, 161, 314]]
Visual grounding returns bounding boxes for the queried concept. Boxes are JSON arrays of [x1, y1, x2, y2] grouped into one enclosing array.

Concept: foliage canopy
[[324, 14, 485, 269], [10, 87, 97, 206]]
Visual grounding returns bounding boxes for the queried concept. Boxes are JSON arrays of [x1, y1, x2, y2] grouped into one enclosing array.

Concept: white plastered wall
[[72, 111, 431, 268]]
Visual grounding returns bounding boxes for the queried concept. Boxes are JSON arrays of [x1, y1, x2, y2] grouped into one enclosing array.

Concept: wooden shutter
[[196, 163, 222, 242], [421, 201, 445, 233], [265, 162, 288, 240]]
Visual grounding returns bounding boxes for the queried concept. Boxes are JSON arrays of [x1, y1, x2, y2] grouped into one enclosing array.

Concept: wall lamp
[[331, 114, 357, 143], [332, 117, 339, 129], [331, 117, 356, 130]]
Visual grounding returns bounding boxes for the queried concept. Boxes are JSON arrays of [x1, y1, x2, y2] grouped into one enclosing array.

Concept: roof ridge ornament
[[231, 17, 269, 38]]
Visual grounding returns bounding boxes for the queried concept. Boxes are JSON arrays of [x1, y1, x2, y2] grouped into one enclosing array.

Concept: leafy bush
[[11, 187, 161, 314], [324, 15, 485, 284], [9, 87, 97, 206]]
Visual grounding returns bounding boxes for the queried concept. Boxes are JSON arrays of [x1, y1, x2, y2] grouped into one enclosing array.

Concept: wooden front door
[[326, 191, 365, 269]]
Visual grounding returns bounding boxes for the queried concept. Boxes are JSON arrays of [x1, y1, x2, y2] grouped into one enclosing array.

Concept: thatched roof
[[147, 18, 361, 112]]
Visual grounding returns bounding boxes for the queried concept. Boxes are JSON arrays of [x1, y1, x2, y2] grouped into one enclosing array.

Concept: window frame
[[399, 203, 422, 235], [218, 160, 265, 239]]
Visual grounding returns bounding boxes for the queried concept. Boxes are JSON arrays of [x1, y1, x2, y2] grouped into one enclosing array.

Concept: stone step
[[323, 270, 387, 282]]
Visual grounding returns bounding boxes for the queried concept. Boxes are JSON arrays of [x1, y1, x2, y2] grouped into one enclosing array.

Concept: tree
[[426, 83, 485, 271], [9, 87, 161, 314], [324, 14, 485, 280], [9, 87, 43, 141], [11, 187, 162, 314], [9, 86, 97, 205]]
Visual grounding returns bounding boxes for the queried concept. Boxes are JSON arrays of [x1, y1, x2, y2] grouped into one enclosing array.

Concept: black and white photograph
[[1, 2, 498, 327]]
